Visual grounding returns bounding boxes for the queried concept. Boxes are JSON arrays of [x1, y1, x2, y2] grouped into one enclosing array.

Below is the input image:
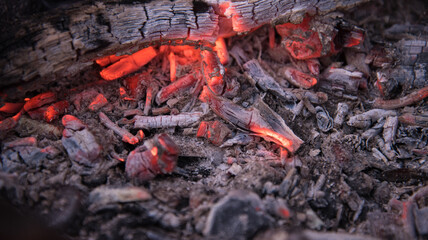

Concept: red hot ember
[[197, 120, 232, 146], [126, 133, 179, 182]]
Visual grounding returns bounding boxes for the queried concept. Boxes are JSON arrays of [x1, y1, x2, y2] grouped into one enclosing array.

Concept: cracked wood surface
[[0, 0, 368, 87]]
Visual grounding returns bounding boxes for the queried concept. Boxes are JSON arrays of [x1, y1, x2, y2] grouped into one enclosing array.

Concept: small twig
[[373, 86, 428, 109], [99, 112, 139, 144]]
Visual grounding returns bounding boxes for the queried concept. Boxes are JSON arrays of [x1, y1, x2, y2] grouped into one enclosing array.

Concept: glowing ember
[[250, 126, 293, 151], [201, 50, 225, 95], [119, 87, 127, 97], [196, 120, 231, 146], [126, 133, 179, 181], [214, 37, 229, 65], [88, 94, 108, 111], [23, 92, 57, 112], [137, 130, 145, 140], [280, 67, 317, 89], [156, 73, 198, 104], [276, 16, 323, 59], [151, 146, 158, 156], [96, 54, 127, 67], [269, 27, 276, 49], [100, 46, 157, 81], [169, 52, 177, 82], [0, 102, 24, 114], [44, 101, 69, 122]]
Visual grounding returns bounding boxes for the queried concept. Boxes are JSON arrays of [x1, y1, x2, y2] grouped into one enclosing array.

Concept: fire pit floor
[[1, 1, 427, 240]]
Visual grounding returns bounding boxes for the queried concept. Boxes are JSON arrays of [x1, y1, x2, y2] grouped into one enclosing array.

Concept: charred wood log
[[1, 0, 369, 87]]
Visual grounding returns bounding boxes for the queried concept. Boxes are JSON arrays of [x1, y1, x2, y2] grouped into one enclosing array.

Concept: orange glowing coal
[[151, 146, 158, 156], [250, 126, 293, 150], [0, 102, 24, 114], [214, 37, 229, 65], [88, 94, 108, 111], [96, 54, 127, 67], [168, 52, 177, 82], [100, 46, 157, 81]]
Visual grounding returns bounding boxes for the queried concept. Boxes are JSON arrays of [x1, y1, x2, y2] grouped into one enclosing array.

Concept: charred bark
[[0, 0, 368, 87]]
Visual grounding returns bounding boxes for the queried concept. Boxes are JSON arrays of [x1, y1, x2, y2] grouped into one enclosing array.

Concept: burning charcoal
[[61, 115, 101, 166], [275, 16, 324, 60], [89, 185, 151, 207], [315, 107, 333, 132], [200, 86, 303, 153], [347, 109, 397, 129], [0, 102, 24, 114], [99, 112, 139, 144], [95, 54, 127, 67], [156, 73, 198, 105], [243, 59, 296, 102], [23, 92, 57, 112], [220, 133, 254, 148], [398, 113, 428, 127], [44, 100, 69, 122], [125, 133, 179, 182], [133, 112, 202, 129], [144, 84, 158, 115], [201, 49, 225, 95], [203, 190, 271, 239], [26, 105, 48, 120], [196, 121, 232, 146], [100, 46, 157, 81], [373, 86, 428, 110], [168, 52, 177, 81], [334, 102, 349, 128], [214, 37, 229, 65], [70, 88, 99, 112], [291, 58, 321, 76], [279, 66, 317, 89], [88, 93, 108, 111]]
